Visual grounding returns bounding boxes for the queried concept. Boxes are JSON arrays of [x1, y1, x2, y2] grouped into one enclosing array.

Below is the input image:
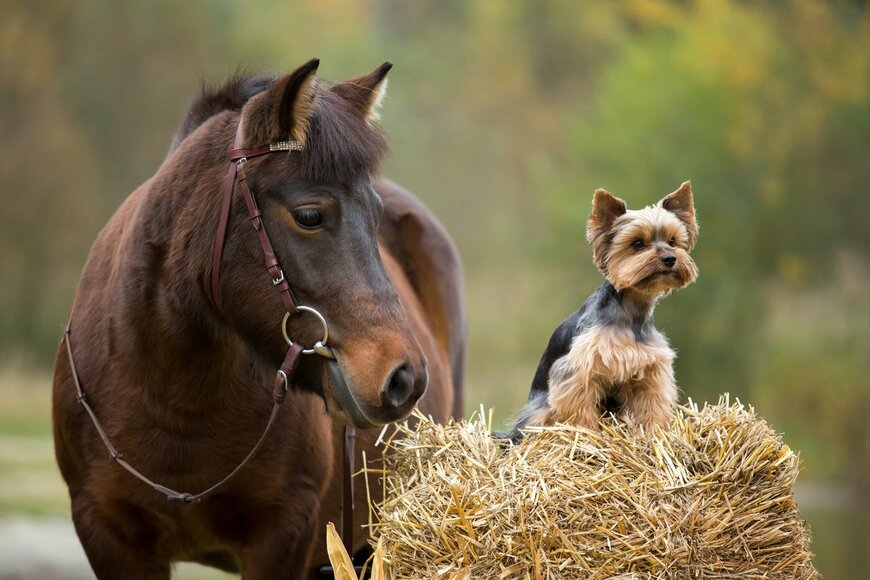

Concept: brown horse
[[52, 59, 465, 578]]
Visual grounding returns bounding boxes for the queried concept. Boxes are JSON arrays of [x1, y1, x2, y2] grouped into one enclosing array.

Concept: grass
[[0, 363, 64, 517]]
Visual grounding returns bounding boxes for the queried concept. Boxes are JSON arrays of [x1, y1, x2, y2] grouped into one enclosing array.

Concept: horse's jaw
[[321, 356, 422, 428], [324, 358, 379, 429]]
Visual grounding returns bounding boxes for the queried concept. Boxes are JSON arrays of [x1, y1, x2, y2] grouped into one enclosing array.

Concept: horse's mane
[[168, 74, 275, 155], [168, 73, 388, 183]]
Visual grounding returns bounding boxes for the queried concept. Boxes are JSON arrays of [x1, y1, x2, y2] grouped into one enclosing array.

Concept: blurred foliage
[[1, 0, 867, 491]]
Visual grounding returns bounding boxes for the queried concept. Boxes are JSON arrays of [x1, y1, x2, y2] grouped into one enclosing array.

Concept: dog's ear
[[588, 189, 627, 234], [660, 181, 698, 250], [587, 189, 627, 271]]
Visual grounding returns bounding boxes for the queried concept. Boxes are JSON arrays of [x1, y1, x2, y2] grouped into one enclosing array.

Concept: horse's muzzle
[[381, 362, 428, 413], [325, 357, 427, 428]]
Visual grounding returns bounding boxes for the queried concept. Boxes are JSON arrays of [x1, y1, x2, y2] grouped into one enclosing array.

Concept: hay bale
[[367, 397, 817, 579]]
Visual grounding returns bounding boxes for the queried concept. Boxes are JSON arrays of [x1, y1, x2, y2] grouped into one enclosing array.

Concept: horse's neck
[[110, 129, 248, 399]]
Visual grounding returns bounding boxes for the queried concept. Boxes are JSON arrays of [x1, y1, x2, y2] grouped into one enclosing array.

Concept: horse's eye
[[668, 237, 677, 247], [631, 239, 645, 250], [292, 208, 323, 230]]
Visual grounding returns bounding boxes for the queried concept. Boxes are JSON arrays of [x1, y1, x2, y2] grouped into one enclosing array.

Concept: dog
[[508, 181, 699, 438]]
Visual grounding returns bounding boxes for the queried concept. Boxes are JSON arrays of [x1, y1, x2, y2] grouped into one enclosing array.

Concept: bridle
[[62, 118, 358, 557], [210, 122, 337, 377]]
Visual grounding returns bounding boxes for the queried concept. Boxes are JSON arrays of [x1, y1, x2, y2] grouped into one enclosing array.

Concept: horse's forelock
[[172, 73, 387, 182], [298, 89, 388, 183]]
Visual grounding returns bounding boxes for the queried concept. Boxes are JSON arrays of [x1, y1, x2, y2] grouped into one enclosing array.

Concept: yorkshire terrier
[[508, 181, 699, 437]]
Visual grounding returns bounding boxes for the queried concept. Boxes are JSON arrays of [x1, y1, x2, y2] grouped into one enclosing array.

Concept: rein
[[62, 119, 357, 556]]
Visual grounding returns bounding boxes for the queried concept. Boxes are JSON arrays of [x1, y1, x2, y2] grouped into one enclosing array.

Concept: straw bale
[[366, 397, 817, 579]]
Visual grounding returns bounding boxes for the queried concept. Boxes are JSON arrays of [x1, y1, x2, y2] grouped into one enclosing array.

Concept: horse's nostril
[[382, 363, 420, 409]]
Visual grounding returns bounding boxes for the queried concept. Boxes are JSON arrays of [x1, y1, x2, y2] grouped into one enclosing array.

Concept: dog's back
[[502, 284, 610, 440]]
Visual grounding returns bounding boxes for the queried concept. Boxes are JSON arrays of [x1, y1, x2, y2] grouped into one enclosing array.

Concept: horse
[[52, 59, 465, 579]]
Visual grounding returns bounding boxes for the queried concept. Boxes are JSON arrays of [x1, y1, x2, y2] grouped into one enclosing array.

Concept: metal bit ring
[[281, 306, 333, 357]]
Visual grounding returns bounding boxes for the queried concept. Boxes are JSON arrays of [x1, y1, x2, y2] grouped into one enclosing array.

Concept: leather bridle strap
[[63, 321, 303, 504], [213, 125, 358, 554], [211, 139, 299, 314], [213, 124, 358, 558], [342, 426, 357, 554]]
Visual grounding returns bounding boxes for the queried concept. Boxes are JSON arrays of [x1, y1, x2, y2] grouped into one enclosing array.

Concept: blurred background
[[1, 0, 867, 577]]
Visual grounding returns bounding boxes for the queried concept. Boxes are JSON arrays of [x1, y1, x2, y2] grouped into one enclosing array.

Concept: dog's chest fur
[[510, 282, 680, 433], [538, 322, 675, 425], [551, 324, 673, 392]]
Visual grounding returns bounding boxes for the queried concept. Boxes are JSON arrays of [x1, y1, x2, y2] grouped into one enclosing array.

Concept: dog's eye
[[668, 237, 676, 247], [292, 207, 323, 230], [631, 239, 645, 250]]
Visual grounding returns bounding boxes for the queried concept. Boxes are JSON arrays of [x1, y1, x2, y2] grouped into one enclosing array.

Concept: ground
[[0, 362, 865, 579]]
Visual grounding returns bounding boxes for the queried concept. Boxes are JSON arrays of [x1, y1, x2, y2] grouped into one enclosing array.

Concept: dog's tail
[[492, 392, 549, 444]]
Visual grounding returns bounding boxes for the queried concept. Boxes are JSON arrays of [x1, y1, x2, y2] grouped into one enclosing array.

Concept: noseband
[[63, 119, 358, 556]]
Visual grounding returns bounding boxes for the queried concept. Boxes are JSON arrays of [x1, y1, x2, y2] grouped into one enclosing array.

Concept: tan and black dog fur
[[510, 182, 698, 436]]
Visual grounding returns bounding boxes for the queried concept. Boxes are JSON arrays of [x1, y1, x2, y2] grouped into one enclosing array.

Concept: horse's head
[[213, 60, 426, 427]]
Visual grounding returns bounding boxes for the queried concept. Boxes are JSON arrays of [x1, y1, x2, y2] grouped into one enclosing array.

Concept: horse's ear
[[242, 58, 319, 145], [330, 62, 392, 123]]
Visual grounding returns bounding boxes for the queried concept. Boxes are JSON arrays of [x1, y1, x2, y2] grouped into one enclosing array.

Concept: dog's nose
[[661, 255, 677, 268]]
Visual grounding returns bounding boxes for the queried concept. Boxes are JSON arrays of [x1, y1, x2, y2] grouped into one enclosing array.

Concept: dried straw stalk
[[365, 397, 817, 579]]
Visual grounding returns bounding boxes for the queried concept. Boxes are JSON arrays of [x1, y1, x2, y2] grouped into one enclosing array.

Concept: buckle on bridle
[[272, 269, 285, 286]]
